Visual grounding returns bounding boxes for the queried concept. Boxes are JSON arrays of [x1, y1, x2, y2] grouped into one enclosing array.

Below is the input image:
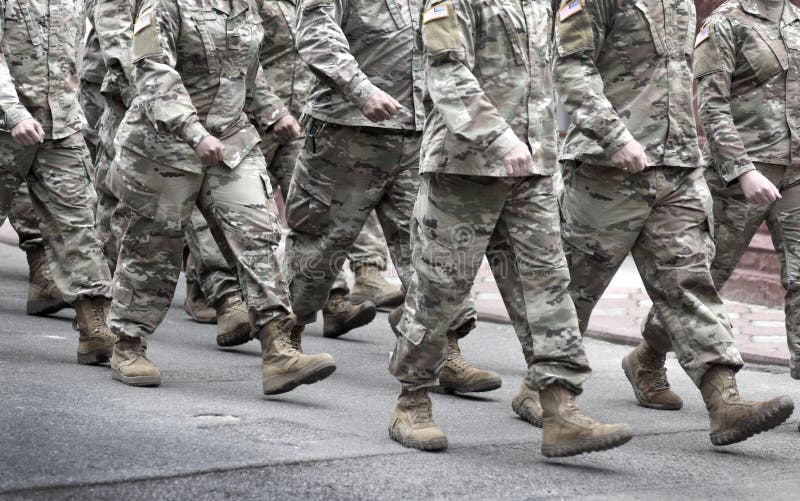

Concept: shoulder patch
[[134, 9, 153, 35], [132, 6, 161, 63], [695, 24, 711, 48], [423, 4, 450, 24], [558, 0, 583, 22]]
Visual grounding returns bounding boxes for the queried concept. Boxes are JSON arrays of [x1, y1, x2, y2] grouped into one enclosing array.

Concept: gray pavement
[[1, 244, 799, 500]]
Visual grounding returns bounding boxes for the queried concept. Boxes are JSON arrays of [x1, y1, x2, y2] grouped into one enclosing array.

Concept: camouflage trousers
[[107, 147, 290, 338], [642, 163, 800, 374], [77, 79, 105, 164], [184, 208, 241, 306], [0, 132, 111, 302], [285, 120, 477, 328], [9, 183, 44, 253], [391, 173, 591, 392], [94, 96, 127, 270], [561, 163, 744, 387]]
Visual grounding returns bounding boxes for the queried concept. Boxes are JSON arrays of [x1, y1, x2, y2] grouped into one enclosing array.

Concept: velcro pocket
[[421, 2, 461, 56], [132, 7, 161, 62], [555, 0, 593, 56]]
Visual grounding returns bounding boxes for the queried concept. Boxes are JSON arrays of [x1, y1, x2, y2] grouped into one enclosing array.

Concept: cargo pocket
[[285, 160, 334, 236]]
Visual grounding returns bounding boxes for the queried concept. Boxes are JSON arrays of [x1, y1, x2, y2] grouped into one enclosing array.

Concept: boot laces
[[90, 301, 106, 335], [726, 374, 738, 397], [409, 394, 434, 425], [446, 336, 474, 371], [325, 294, 350, 314], [277, 330, 301, 355], [641, 349, 670, 391], [565, 395, 596, 428]]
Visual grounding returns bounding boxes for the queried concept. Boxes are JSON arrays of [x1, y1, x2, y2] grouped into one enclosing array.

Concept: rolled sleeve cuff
[[719, 159, 757, 184], [344, 74, 380, 109], [486, 128, 522, 161], [180, 120, 211, 148], [260, 108, 291, 131], [601, 125, 635, 157], [3, 104, 34, 129]]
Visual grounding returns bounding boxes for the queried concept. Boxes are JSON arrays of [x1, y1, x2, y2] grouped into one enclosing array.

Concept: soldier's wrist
[[487, 128, 522, 161], [4, 104, 34, 130], [346, 76, 380, 109], [182, 121, 211, 149], [602, 127, 635, 157]]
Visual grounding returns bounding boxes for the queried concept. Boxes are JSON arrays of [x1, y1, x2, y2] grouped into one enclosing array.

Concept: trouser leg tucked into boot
[[25, 246, 69, 316], [215, 292, 251, 347], [540, 383, 633, 458], [388, 388, 448, 451], [73, 297, 117, 365], [512, 381, 543, 428], [622, 341, 683, 410], [259, 315, 336, 395], [431, 332, 502, 394], [111, 335, 161, 387], [700, 365, 794, 446], [322, 291, 377, 338], [350, 264, 404, 309], [184, 280, 216, 324]]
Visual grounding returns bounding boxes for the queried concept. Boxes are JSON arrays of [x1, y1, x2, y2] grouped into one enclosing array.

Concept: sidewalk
[[3, 220, 789, 366]]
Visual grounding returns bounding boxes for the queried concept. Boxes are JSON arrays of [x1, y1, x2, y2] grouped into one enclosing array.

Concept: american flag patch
[[558, 0, 583, 22], [134, 10, 153, 34], [422, 4, 450, 24], [695, 25, 711, 47]]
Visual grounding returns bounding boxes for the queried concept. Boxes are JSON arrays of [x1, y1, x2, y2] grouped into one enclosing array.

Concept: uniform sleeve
[[0, 1, 34, 129], [694, 17, 755, 183], [422, 0, 520, 161], [295, 0, 379, 108], [95, 0, 136, 106], [130, 0, 209, 147], [552, 0, 633, 156], [245, 57, 291, 133]]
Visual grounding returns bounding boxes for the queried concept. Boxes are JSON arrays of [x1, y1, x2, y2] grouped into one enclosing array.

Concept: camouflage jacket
[[117, 0, 289, 173], [694, 0, 800, 183], [81, 0, 107, 85], [295, 0, 424, 130], [95, 0, 136, 107], [0, 0, 85, 139], [258, 0, 313, 118], [419, 0, 558, 177], [553, 0, 703, 168]]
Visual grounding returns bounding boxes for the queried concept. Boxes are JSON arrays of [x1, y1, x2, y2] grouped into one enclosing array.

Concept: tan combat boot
[[322, 291, 377, 338], [388, 388, 448, 451], [184, 280, 216, 324], [540, 384, 633, 458], [259, 315, 337, 395], [431, 332, 502, 394], [25, 246, 69, 316], [621, 341, 683, 410], [111, 335, 161, 387], [700, 365, 794, 446], [512, 381, 543, 428], [350, 264, 404, 309], [215, 293, 252, 347], [73, 297, 117, 365]]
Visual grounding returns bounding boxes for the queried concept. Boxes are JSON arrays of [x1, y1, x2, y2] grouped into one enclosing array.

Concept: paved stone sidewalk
[[2, 220, 789, 366]]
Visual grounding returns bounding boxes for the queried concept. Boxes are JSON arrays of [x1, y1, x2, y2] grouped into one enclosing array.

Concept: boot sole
[[216, 324, 253, 347], [512, 400, 543, 428], [350, 294, 404, 311], [263, 360, 337, 395], [77, 348, 112, 365], [429, 378, 502, 395], [710, 397, 795, 446], [388, 427, 448, 451], [621, 357, 683, 411], [111, 368, 161, 387], [542, 427, 633, 458], [27, 298, 70, 317], [184, 304, 217, 325], [323, 306, 377, 338]]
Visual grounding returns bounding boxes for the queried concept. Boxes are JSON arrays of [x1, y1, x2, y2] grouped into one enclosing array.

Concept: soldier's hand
[[610, 140, 648, 173], [361, 90, 402, 123], [739, 170, 781, 206], [11, 119, 45, 146], [502, 143, 534, 176], [194, 136, 225, 166], [273, 115, 301, 144]]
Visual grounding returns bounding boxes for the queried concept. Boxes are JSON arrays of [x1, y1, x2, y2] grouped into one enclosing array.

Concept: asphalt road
[[1, 244, 799, 500]]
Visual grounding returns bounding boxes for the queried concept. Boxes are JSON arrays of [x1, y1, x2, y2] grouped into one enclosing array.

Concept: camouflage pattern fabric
[[641, 0, 800, 375], [77, 81, 104, 163], [391, 0, 591, 392], [553, 0, 703, 168], [78, 0, 106, 164], [184, 209, 241, 306], [350, 212, 388, 270], [107, 0, 293, 338], [9, 184, 44, 253]]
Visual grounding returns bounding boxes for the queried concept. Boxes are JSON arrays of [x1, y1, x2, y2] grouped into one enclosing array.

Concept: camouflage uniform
[[0, 0, 112, 303], [258, 0, 389, 280], [79, 0, 107, 163], [107, 0, 293, 338], [642, 0, 800, 375], [554, 0, 744, 387], [389, 0, 591, 392]]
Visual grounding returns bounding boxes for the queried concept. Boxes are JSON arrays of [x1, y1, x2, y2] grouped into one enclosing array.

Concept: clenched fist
[[361, 90, 402, 123], [739, 170, 781, 206], [502, 142, 534, 176], [610, 140, 648, 173], [194, 135, 225, 166], [273, 115, 301, 144], [11, 118, 45, 146]]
